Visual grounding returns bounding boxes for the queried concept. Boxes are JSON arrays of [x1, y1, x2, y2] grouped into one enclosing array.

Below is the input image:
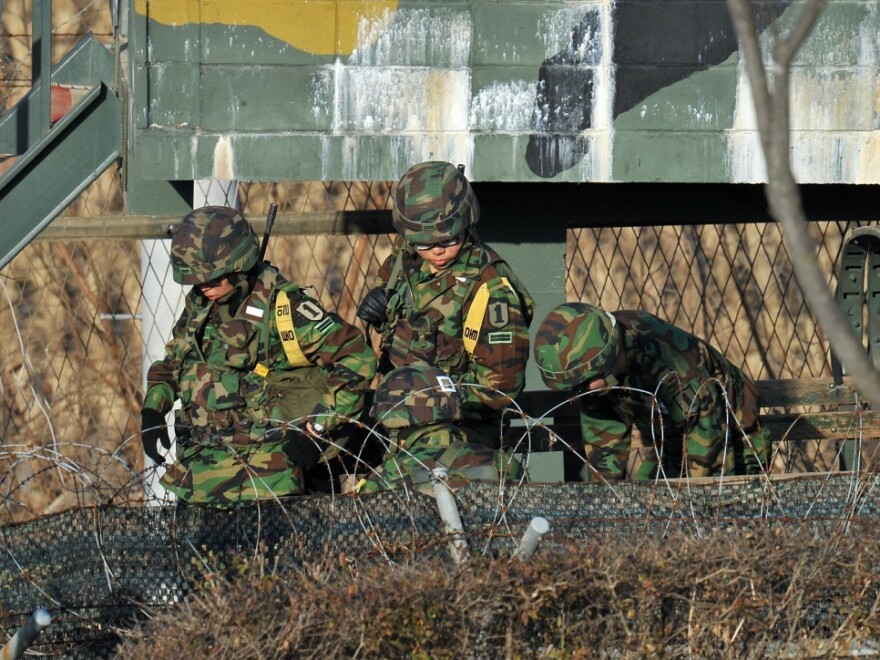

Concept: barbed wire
[[2, 380, 880, 655], [4, 378, 877, 519]]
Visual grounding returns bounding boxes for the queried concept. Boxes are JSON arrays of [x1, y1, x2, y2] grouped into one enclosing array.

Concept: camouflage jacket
[[375, 240, 535, 418], [578, 310, 757, 479], [144, 263, 376, 443]]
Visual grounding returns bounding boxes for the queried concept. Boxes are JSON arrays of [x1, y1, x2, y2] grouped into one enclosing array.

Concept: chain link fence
[[1, 169, 869, 523], [568, 221, 857, 381], [0, 0, 872, 521]]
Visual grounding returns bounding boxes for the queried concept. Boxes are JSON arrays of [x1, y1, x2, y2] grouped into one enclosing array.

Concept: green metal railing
[[0, 0, 122, 270]]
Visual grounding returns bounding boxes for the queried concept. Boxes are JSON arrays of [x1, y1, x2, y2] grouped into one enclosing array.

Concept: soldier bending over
[[533, 302, 770, 483]]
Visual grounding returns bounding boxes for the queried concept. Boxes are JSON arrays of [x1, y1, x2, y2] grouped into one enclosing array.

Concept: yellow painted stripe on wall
[[135, 0, 398, 55]]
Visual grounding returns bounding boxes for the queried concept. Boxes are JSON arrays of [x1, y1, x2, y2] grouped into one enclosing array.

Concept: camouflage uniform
[[534, 303, 770, 482], [143, 206, 377, 504], [358, 365, 523, 495], [361, 162, 535, 448]]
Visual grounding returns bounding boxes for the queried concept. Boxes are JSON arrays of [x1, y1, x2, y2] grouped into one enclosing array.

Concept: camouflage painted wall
[[130, 0, 880, 184]]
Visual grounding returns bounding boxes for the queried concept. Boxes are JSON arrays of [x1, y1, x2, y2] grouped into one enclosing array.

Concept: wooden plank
[[513, 378, 876, 445], [518, 378, 866, 413], [757, 377, 861, 408], [36, 210, 394, 240], [760, 411, 880, 442]]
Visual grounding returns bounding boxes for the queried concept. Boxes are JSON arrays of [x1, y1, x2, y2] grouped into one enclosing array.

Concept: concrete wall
[[130, 0, 880, 184]]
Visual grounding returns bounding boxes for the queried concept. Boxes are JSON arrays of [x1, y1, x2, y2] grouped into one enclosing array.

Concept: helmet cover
[[533, 302, 620, 391], [372, 365, 461, 429], [171, 206, 260, 285], [392, 161, 480, 245]]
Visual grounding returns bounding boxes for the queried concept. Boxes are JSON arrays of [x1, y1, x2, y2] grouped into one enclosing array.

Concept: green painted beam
[[52, 34, 117, 88], [124, 179, 194, 217], [478, 197, 567, 392], [0, 84, 122, 271], [492, 240, 566, 393]]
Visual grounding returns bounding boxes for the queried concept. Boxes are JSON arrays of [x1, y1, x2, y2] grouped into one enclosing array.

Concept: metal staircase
[[0, 21, 123, 270]]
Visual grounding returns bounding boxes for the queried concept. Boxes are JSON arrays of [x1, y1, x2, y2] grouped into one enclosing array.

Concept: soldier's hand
[[141, 408, 171, 465], [356, 287, 388, 326], [283, 429, 322, 470], [174, 421, 192, 447]]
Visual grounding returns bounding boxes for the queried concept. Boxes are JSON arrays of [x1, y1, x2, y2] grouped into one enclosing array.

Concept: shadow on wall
[[526, 2, 788, 178]]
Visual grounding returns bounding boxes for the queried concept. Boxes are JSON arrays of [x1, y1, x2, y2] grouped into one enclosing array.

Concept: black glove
[[141, 409, 171, 465], [174, 421, 192, 447], [283, 429, 322, 471], [357, 287, 389, 326]]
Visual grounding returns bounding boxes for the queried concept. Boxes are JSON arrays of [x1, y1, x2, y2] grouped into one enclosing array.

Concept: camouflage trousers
[[359, 440, 524, 496], [588, 424, 772, 482], [160, 438, 303, 505]]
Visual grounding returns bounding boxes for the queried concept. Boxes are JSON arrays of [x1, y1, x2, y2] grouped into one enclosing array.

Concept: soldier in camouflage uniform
[[357, 161, 535, 448], [533, 302, 770, 483], [358, 364, 523, 495], [141, 206, 377, 504]]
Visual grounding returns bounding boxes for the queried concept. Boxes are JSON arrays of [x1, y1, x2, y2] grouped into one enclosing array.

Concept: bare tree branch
[[726, 0, 880, 410]]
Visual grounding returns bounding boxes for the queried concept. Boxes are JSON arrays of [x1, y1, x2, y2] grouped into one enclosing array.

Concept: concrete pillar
[[139, 180, 240, 501]]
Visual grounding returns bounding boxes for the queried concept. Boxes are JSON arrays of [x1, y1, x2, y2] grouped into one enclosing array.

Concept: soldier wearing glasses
[[357, 161, 535, 448]]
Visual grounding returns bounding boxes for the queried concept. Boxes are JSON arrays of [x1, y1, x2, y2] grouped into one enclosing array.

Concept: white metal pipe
[[512, 516, 550, 562], [431, 468, 469, 565], [140, 239, 186, 502], [1, 608, 52, 660]]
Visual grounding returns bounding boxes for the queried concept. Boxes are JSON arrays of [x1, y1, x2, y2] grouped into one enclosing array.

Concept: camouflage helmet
[[371, 365, 461, 429], [171, 206, 260, 285], [533, 303, 620, 391], [392, 161, 480, 245]]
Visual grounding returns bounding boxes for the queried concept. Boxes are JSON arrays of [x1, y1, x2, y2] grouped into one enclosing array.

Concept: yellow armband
[[462, 277, 514, 355]]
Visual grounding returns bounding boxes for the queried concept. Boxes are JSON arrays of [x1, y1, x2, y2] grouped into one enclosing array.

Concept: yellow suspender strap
[[274, 290, 311, 367], [462, 282, 491, 355]]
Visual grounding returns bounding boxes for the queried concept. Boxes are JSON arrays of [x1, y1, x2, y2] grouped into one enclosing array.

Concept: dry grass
[[116, 523, 880, 659]]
